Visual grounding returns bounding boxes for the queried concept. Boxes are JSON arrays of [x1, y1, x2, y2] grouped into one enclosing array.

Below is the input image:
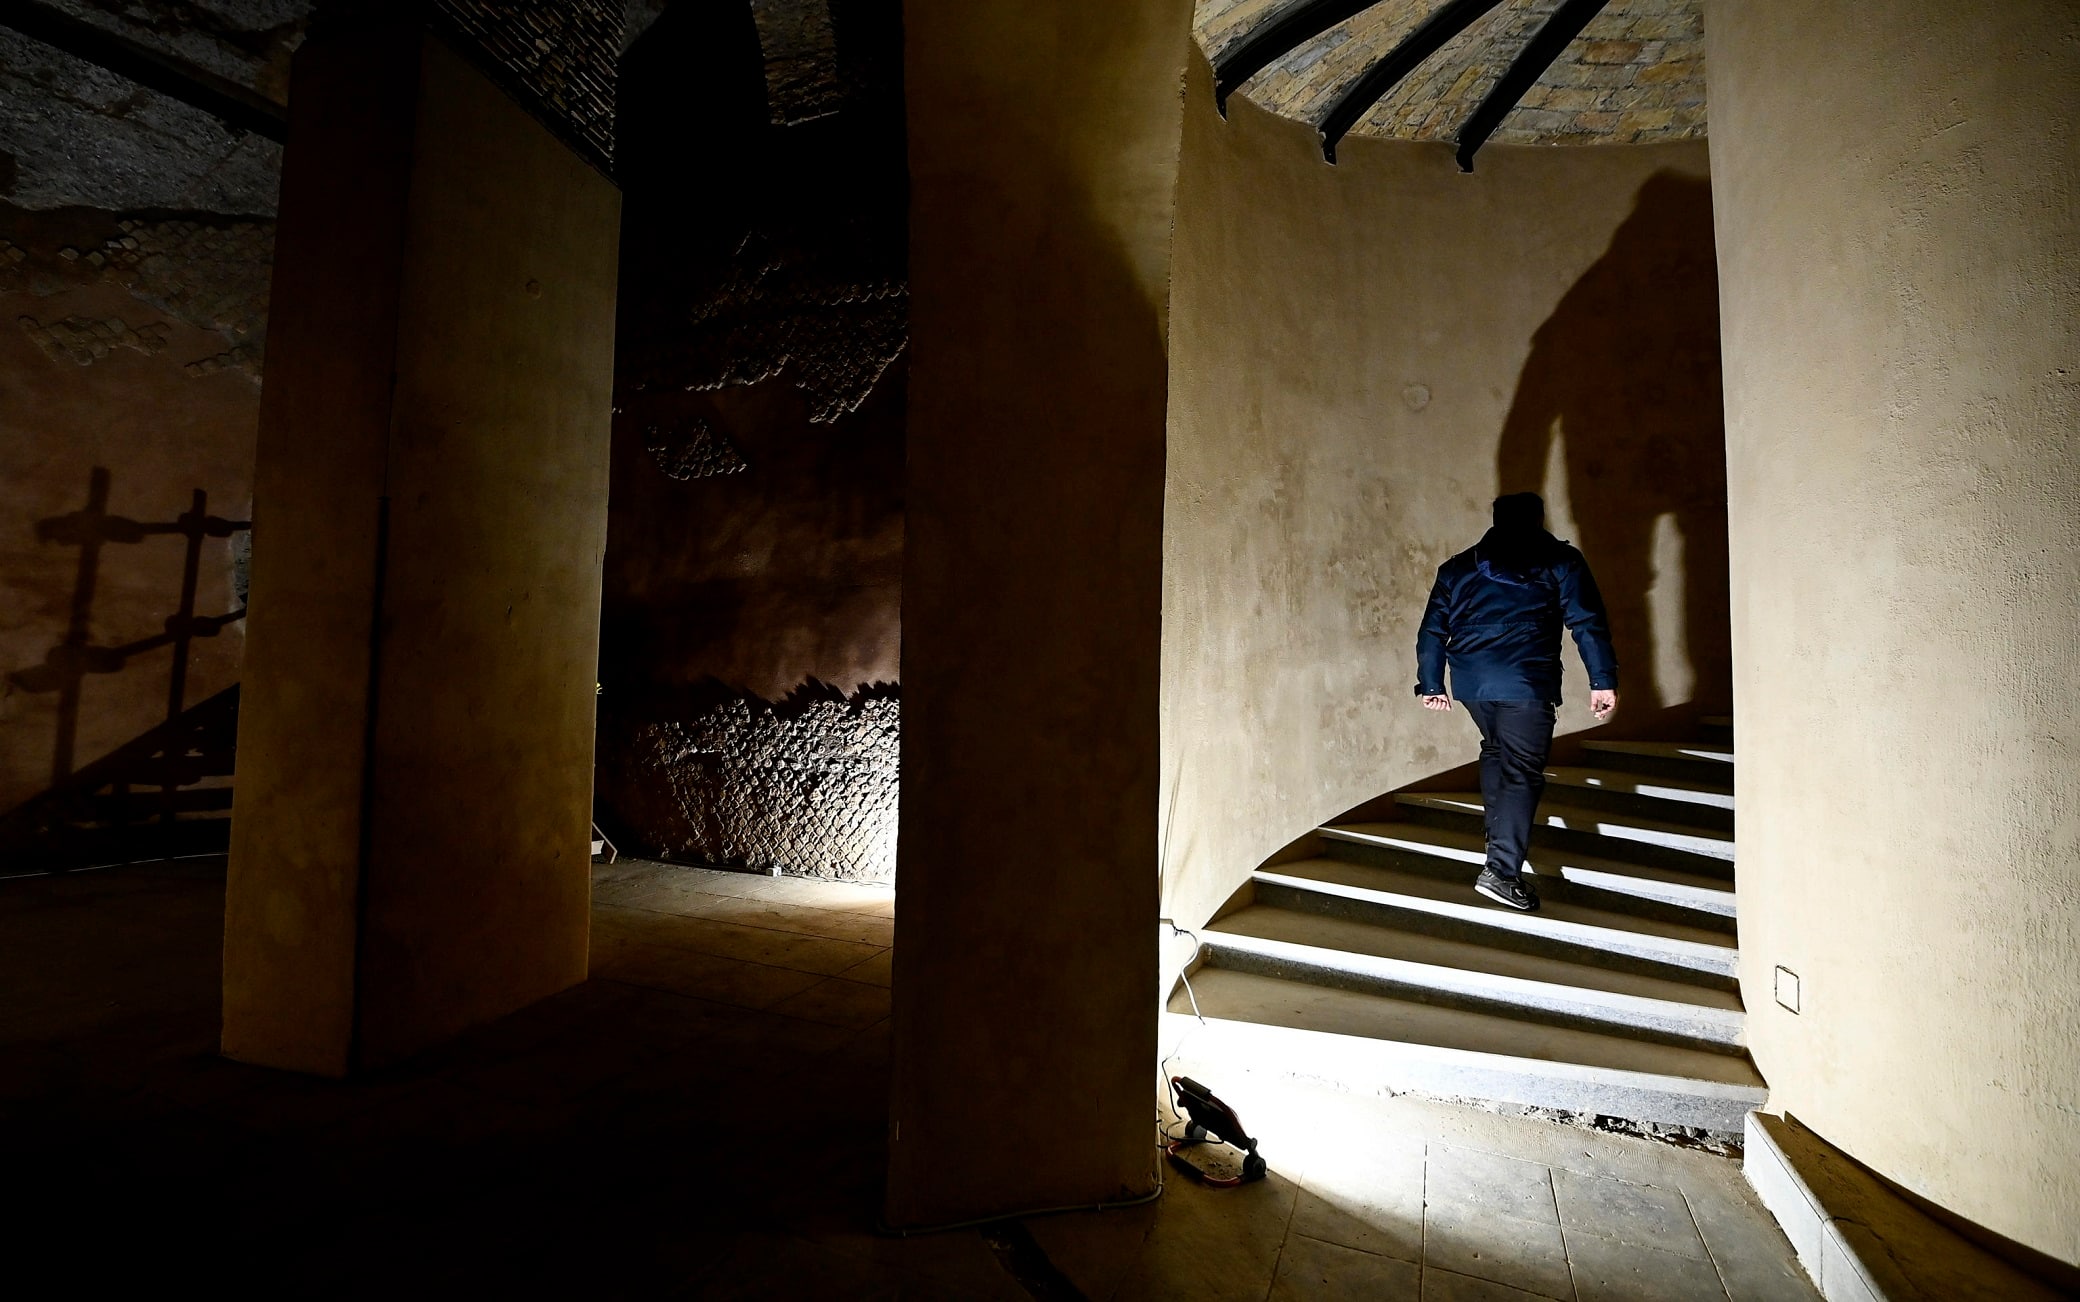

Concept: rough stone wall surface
[[4, 211, 274, 377], [618, 220, 906, 424], [599, 0, 906, 883], [1197, 0, 1704, 146], [33, 0, 313, 102], [1, 2, 283, 833], [1, 202, 263, 816], [605, 685, 898, 882], [615, 0, 907, 424], [643, 418, 749, 481], [0, 25, 286, 213], [749, 0, 843, 125], [432, 0, 621, 166]]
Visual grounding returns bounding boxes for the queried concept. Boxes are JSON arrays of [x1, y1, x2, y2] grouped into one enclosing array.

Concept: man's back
[[1415, 529, 1617, 705]]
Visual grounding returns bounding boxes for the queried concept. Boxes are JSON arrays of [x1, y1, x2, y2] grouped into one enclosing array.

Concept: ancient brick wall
[[597, 0, 906, 883], [431, 0, 621, 167], [603, 684, 897, 882]]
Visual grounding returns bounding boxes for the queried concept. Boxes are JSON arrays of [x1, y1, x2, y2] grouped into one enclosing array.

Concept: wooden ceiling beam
[[1318, 0, 1505, 163], [1212, 0, 1388, 115], [1453, 0, 1612, 171]]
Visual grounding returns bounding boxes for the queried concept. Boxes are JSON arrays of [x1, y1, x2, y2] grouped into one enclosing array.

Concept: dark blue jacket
[[1414, 528, 1618, 704]]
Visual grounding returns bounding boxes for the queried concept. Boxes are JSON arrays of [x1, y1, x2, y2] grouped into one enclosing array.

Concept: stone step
[[1165, 970, 1768, 1136], [1541, 765, 1735, 831], [1396, 792, 1737, 864], [1581, 739, 1736, 783], [1254, 858, 1739, 987], [1202, 907, 1747, 1054], [1320, 822, 1737, 923], [1387, 798, 1734, 882]]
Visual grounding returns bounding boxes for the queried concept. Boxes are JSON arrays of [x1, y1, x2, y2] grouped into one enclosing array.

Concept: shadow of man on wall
[[1496, 170, 1730, 726]]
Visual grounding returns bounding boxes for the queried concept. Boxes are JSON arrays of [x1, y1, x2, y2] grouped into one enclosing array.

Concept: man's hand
[[1421, 693, 1453, 712], [1589, 689, 1618, 721]]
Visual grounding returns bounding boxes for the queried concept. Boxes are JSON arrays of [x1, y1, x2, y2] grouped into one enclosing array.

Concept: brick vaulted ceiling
[[1195, 0, 1705, 156]]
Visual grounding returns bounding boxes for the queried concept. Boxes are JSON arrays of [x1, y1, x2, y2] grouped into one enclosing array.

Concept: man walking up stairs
[[1415, 492, 1620, 913]]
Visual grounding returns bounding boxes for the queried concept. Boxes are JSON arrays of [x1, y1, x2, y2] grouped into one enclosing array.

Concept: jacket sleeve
[[1414, 567, 1452, 695], [1558, 550, 1619, 690]]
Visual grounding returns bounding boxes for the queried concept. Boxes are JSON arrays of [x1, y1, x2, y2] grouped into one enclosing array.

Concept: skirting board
[[1742, 1112, 2064, 1301]]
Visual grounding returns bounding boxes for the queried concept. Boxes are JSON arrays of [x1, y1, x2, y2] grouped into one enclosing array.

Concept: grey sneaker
[[1475, 867, 1540, 912]]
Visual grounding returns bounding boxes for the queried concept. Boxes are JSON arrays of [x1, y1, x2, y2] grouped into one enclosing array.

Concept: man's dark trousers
[[1463, 700, 1556, 883]]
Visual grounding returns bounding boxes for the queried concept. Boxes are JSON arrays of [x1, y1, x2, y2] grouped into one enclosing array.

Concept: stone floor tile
[[316, 1077, 580, 1158], [840, 947, 895, 987], [1113, 1166, 1303, 1302], [1425, 1265, 1571, 1301], [731, 869, 898, 917], [586, 857, 658, 889], [441, 1029, 665, 1108], [591, 935, 829, 1007], [909, 1228, 1059, 1302], [1423, 1194, 1576, 1300], [690, 1232, 906, 1301], [644, 888, 897, 947], [1291, 1173, 1425, 1263], [1272, 1233, 1423, 1300], [643, 1003, 859, 1064], [1268, 1093, 1428, 1177], [1562, 1225, 1730, 1302], [768, 976, 894, 1029], [179, 1058, 444, 1135], [1679, 1178, 1817, 1301], [601, 904, 884, 974], [589, 868, 675, 911], [1552, 1168, 1708, 1260], [614, 861, 896, 918], [563, 980, 778, 1049], [1020, 1201, 1162, 1301], [1414, 1099, 1734, 1192], [1428, 1143, 1562, 1225]]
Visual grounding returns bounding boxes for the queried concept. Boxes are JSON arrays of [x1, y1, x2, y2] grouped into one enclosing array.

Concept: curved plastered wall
[[1160, 49, 1723, 934], [1709, 0, 2080, 1266]]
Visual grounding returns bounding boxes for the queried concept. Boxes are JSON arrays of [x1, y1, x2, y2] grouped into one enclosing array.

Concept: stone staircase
[[1168, 718, 1764, 1140]]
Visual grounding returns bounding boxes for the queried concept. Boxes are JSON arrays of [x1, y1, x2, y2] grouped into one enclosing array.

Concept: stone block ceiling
[[1195, 0, 1705, 146]]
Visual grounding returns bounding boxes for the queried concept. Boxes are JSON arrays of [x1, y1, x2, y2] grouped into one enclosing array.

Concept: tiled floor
[[0, 855, 1814, 1299], [1134, 1077, 1816, 1301]]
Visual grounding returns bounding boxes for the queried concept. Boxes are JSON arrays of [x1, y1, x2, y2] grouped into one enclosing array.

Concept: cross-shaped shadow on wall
[[4, 466, 249, 844]]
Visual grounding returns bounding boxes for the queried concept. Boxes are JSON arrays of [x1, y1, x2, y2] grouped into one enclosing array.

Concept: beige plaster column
[[221, 20, 620, 1075], [886, 0, 1194, 1226], [1710, 0, 2080, 1267]]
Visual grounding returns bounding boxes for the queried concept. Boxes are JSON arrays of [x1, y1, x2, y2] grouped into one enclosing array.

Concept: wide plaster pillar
[[886, 0, 1193, 1226], [1710, 0, 2079, 1267], [221, 19, 620, 1075]]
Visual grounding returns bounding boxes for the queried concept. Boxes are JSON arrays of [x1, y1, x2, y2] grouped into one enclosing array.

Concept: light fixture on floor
[[1165, 1075, 1267, 1187]]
